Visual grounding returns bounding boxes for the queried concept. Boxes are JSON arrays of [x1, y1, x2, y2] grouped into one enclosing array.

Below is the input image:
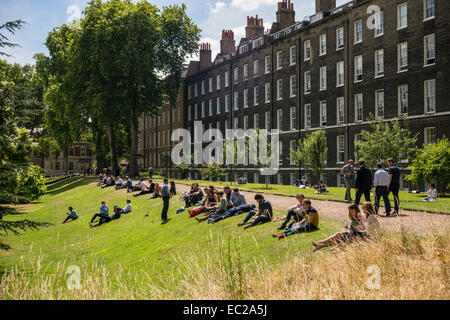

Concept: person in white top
[[361, 202, 381, 238], [277, 193, 305, 230], [423, 183, 438, 201], [373, 163, 391, 216], [121, 200, 132, 214]]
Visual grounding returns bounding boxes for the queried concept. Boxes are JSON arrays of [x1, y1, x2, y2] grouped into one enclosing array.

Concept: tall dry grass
[[1, 228, 449, 300]]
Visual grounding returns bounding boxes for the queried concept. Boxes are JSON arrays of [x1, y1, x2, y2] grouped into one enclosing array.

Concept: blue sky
[[1, 0, 348, 66]]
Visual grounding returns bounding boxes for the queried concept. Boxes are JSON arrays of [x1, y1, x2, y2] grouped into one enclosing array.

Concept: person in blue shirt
[[230, 188, 247, 207], [161, 179, 172, 224], [89, 201, 109, 226]]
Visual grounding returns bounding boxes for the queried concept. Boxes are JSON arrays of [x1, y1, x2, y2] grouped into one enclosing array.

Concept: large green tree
[[355, 118, 418, 168], [407, 137, 450, 195]]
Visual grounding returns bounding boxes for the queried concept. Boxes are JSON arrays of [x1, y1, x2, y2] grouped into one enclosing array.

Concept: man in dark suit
[[354, 159, 372, 205]]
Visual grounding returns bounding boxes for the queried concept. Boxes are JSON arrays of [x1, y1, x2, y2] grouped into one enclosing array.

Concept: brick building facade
[[184, 0, 449, 188]]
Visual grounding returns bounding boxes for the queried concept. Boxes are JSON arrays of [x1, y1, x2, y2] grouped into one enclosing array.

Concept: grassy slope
[[168, 179, 450, 214], [0, 177, 342, 291]]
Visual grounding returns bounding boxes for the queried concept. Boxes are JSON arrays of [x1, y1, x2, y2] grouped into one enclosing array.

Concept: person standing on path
[[387, 158, 401, 216], [161, 178, 172, 224], [354, 160, 372, 205], [148, 167, 154, 179], [341, 160, 355, 202], [373, 163, 391, 216]]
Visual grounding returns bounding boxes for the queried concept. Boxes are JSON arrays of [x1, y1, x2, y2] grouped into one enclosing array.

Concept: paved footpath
[[165, 182, 450, 236]]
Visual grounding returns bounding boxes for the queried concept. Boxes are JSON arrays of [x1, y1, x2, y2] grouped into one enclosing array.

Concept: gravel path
[[170, 182, 450, 236]]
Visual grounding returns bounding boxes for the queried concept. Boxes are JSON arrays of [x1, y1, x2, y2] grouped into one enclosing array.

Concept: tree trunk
[[107, 126, 118, 174], [129, 107, 139, 178]]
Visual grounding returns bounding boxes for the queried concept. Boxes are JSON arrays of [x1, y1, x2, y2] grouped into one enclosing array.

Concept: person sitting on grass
[[196, 191, 227, 223], [170, 181, 177, 196], [361, 202, 381, 238], [102, 176, 116, 189], [277, 193, 305, 230], [62, 207, 79, 224], [230, 188, 246, 207], [314, 181, 328, 194], [273, 200, 319, 239], [238, 194, 273, 230], [423, 183, 438, 202], [126, 177, 133, 193], [311, 203, 367, 251], [115, 176, 124, 190], [151, 183, 162, 199], [89, 201, 109, 226], [97, 206, 123, 226], [182, 183, 204, 208], [120, 200, 132, 214], [97, 174, 105, 186], [133, 179, 154, 197]]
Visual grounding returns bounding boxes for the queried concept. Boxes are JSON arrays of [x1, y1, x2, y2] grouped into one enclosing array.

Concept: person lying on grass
[[273, 199, 319, 239], [311, 203, 367, 252], [207, 204, 256, 225], [196, 191, 227, 223], [238, 194, 273, 230], [89, 201, 109, 226], [133, 179, 155, 197], [277, 193, 305, 230], [62, 206, 79, 224]]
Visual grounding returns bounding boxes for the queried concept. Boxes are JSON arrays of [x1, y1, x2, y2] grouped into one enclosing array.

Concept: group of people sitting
[[126, 178, 176, 199], [88, 200, 132, 227], [62, 200, 133, 227], [236, 176, 248, 185], [178, 184, 255, 225]]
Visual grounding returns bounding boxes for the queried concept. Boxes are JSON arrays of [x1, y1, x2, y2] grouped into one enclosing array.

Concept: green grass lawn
[[0, 177, 343, 295], [168, 179, 450, 214]]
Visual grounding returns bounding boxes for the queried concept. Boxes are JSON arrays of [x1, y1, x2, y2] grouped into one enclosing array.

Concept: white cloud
[[208, 1, 227, 14], [230, 0, 278, 12]]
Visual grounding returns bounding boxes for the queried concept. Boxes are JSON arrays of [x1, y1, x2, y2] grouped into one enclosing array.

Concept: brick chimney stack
[[316, 0, 336, 13], [199, 43, 212, 71], [220, 30, 236, 55], [274, 0, 295, 32], [246, 15, 265, 40]]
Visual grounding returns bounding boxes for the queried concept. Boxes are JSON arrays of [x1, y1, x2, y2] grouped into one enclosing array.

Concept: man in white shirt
[[121, 200, 132, 214], [373, 163, 391, 215]]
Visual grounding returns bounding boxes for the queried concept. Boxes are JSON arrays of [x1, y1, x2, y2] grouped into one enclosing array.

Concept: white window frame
[[337, 135, 345, 164], [320, 66, 327, 91], [225, 71, 230, 87], [337, 97, 345, 124], [354, 20, 362, 44], [336, 27, 344, 51], [216, 97, 221, 115], [290, 107, 296, 131], [216, 74, 221, 90], [424, 0, 435, 21], [265, 82, 271, 103], [277, 50, 283, 70], [398, 42, 408, 72], [424, 34, 435, 67], [243, 64, 249, 80], [354, 55, 363, 83], [277, 79, 283, 101], [234, 92, 239, 110], [424, 79, 436, 114], [320, 101, 327, 127], [209, 78, 213, 93], [397, 3, 408, 30], [277, 109, 283, 131], [319, 34, 327, 56], [375, 49, 384, 78], [289, 75, 297, 97], [243, 89, 249, 108], [225, 94, 230, 112], [265, 55, 271, 74], [355, 93, 363, 122], [201, 80, 206, 95], [254, 60, 260, 76], [209, 99, 213, 116], [290, 46, 296, 65], [234, 67, 239, 83], [201, 101, 206, 118], [375, 90, 384, 120], [305, 104, 311, 128], [398, 85, 408, 117], [304, 71, 311, 94], [265, 111, 271, 130], [336, 61, 344, 87], [304, 40, 311, 61], [254, 86, 259, 106], [254, 113, 259, 129], [374, 11, 384, 37], [424, 127, 436, 146]]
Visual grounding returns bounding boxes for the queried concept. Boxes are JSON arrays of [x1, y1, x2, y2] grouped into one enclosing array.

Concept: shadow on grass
[[0, 241, 12, 251], [0, 206, 28, 217], [45, 178, 95, 196]]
